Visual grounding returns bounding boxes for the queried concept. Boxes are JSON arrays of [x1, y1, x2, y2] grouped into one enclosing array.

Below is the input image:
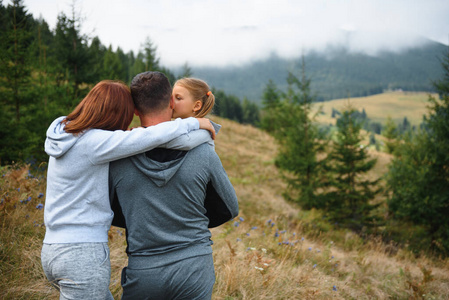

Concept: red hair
[[62, 80, 134, 134]]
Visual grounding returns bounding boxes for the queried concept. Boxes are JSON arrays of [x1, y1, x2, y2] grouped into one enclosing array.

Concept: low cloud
[[24, 0, 449, 67]]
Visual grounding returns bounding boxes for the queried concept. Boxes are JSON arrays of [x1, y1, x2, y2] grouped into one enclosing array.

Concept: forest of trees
[[260, 50, 449, 256], [2, 0, 448, 257], [194, 42, 446, 102], [0, 0, 259, 164]]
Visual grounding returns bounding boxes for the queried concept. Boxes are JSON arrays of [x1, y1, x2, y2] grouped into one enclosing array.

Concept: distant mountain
[[189, 40, 447, 103]]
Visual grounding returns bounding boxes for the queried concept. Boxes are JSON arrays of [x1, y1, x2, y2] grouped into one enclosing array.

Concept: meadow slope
[[1, 115, 449, 299], [314, 91, 436, 127]]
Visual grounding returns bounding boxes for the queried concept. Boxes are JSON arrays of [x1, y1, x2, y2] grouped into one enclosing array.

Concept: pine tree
[[433, 47, 449, 97], [115, 47, 129, 81], [102, 45, 123, 80], [0, 0, 33, 122], [126, 51, 136, 82], [400, 116, 411, 133], [323, 104, 381, 230], [130, 51, 146, 79], [142, 37, 160, 71], [53, 6, 91, 99], [382, 115, 398, 154], [260, 79, 281, 133], [179, 62, 193, 78], [242, 97, 260, 125], [387, 46, 449, 254], [212, 90, 243, 122], [0, 0, 35, 163], [88, 36, 106, 82], [269, 58, 328, 209]]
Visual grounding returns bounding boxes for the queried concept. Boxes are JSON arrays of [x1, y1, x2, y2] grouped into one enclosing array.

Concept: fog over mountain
[[24, 0, 449, 67], [189, 39, 447, 102]]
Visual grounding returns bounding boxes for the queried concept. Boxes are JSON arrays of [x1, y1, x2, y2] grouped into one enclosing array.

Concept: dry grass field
[[1, 115, 449, 299], [314, 91, 436, 127]]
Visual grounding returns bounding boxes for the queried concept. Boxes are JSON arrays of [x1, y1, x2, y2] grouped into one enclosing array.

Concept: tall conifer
[[323, 104, 381, 230], [0, 0, 34, 163], [387, 47, 449, 254], [267, 58, 327, 209], [382, 115, 399, 154]]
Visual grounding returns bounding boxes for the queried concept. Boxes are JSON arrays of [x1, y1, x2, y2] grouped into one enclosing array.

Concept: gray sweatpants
[[41, 243, 114, 300], [121, 253, 215, 300]]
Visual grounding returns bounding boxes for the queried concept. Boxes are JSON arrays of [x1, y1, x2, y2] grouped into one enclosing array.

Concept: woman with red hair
[[40, 80, 214, 300]]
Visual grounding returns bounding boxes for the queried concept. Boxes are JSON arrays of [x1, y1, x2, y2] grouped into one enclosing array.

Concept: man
[[109, 71, 239, 299]]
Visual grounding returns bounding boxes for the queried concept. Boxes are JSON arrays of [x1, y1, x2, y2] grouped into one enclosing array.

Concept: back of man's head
[[130, 71, 172, 115]]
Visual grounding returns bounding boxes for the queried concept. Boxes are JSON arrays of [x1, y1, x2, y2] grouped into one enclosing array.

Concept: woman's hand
[[197, 118, 216, 140]]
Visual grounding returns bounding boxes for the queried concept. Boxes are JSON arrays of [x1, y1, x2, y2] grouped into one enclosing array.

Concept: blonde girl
[[172, 78, 215, 119]]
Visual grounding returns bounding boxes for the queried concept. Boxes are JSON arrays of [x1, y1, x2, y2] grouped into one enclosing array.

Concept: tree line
[[260, 52, 449, 256], [0, 0, 259, 164], [193, 43, 445, 103]]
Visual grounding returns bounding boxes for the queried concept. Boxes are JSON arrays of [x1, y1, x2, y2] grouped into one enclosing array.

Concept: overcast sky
[[20, 0, 449, 67]]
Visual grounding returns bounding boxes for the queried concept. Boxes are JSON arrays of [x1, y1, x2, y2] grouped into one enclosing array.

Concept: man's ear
[[193, 100, 202, 113], [134, 108, 140, 117], [169, 95, 175, 109]]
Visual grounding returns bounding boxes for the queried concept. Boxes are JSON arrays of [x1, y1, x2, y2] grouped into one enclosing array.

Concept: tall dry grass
[[1, 116, 449, 299]]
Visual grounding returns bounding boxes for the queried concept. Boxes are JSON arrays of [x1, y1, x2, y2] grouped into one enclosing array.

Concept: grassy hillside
[[1, 116, 449, 299], [314, 91, 436, 127]]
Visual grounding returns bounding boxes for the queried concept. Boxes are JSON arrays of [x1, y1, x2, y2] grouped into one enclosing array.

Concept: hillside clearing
[[314, 91, 436, 127], [1, 116, 448, 299]]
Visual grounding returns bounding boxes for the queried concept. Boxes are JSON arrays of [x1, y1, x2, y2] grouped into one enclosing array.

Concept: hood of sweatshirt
[[45, 116, 79, 158], [129, 149, 187, 187], [126, 120, 221, 188]]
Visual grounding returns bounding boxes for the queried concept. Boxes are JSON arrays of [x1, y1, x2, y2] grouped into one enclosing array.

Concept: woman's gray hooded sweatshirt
[[43, 116, 200, 244]]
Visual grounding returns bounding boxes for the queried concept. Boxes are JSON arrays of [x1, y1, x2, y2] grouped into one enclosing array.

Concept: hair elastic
[[206, 91, 212, 96]]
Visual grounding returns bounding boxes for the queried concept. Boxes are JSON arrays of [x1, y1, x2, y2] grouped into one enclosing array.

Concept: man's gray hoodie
[[109, 143, 238, 266]]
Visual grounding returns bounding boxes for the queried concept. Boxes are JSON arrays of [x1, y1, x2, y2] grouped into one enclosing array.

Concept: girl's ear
[[193, 100, 202, 113], [134, 108, 140, 116]]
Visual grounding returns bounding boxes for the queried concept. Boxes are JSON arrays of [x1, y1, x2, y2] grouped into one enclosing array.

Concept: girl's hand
[[197, 118, 216, 140]]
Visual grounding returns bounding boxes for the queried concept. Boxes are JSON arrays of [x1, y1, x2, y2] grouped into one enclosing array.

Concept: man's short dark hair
[[130, 71, 172, 114]]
